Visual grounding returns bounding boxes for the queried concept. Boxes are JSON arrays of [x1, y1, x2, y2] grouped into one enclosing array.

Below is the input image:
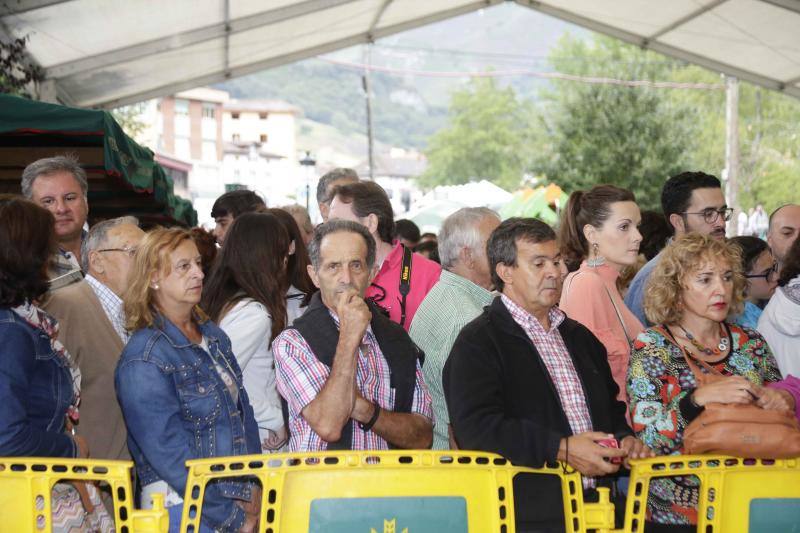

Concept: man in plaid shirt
[[443, 218, 652, 532], [274, 220, 433, 451]]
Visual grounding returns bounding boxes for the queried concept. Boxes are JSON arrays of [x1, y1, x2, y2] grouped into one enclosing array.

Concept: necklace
[[678, 323, 729, 356]]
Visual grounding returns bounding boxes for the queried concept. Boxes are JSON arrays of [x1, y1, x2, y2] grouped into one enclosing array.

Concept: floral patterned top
[[627, 323, 781, 525]]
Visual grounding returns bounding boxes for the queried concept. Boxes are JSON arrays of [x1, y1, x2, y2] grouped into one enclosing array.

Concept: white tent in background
[[420, 180, 512, 210], [405, 180, 512, 233]]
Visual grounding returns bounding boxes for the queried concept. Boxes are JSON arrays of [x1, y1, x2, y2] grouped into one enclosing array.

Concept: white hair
[[438, 207, 500, 269], [81, 216, 139, 272]]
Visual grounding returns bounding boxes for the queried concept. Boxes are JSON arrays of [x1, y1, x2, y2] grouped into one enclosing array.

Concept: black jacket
[[443, 297, 632, 530]]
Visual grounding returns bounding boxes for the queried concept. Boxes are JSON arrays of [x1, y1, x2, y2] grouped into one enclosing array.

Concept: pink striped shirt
[[274, 312, 433, 451], [501, 295, 595, 487]]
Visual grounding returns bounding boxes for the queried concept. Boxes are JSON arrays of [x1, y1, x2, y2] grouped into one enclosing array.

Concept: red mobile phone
[[597, 437, 623, 464]]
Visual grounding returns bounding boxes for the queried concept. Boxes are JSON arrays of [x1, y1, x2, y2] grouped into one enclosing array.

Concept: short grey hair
[[316, 168, 358, 205], [81, 216, 139, 272], [308, 219, 375, 271], [438, 207, 500, 269], [21, 154, 89, 199], [280, 204, 314, 234]]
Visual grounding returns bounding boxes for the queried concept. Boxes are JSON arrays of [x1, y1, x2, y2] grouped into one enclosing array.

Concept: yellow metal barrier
[[0, 457, 168, 533], [180, 450, 617, 533], [624, 455, 800, 532]]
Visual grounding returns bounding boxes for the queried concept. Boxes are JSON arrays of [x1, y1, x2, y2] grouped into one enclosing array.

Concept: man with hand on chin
[[274, 219, 433, 451], [444, 218, 652, 533]]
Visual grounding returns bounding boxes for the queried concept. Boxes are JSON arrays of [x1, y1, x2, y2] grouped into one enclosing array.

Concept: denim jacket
[[0, 308, 77, 457], [115, 313, 260, 531]]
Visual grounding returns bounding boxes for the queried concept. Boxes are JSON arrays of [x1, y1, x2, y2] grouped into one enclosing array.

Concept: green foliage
[[0, 36, 42, 97], [219, 62, 447, 149], [111, 103, 147, 140], [530, 35, 694, 210], [418, 77, 533, 191]]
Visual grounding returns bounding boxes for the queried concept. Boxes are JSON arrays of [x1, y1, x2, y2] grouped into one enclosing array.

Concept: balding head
[[768, 204, 800, 264]]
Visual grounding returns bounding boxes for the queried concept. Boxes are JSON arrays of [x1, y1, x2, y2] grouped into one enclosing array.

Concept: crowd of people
[[2, 155, 800, 533]]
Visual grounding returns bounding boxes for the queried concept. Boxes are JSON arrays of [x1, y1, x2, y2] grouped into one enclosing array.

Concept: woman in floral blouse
[[628, 233, 789, 533]]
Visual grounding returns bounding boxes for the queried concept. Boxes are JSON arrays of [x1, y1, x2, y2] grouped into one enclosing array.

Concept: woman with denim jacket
[[0, 197, 116, 530], [115, 228, 261, 533], [0, 195, 88, 460]]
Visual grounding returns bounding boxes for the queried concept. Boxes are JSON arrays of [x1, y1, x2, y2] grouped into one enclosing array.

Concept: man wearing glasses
[[626, 171, 729, 325], [44, 217, 145, 461]]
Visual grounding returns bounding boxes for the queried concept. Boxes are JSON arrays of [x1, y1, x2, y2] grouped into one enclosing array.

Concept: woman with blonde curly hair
[[627, 232, 789, 532], [115, 228, 261, 532]]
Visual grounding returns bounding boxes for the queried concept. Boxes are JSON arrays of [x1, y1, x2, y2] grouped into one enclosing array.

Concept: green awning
[[0, 93, 196, 226]]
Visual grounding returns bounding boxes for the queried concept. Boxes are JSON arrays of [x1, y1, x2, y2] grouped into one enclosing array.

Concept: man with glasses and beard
[[273, 220, 433, 452], [625, 171, 731, 325], [328, 181, 441, 331]]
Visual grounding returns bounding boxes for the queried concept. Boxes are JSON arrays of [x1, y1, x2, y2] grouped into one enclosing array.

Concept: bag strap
[[566, 269, 631, 342], [398, 244, 413, 328]]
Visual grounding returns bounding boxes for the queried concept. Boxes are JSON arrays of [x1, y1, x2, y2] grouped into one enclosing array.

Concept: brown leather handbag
[[681, 347, 800, 458]]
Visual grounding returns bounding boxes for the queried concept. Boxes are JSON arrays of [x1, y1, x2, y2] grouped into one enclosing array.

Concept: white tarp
[[2, 0, 799, 109]]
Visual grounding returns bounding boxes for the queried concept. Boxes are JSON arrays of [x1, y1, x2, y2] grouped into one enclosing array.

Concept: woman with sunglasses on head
[[758, 236, 800, 378], [729, 236, 778, 329]]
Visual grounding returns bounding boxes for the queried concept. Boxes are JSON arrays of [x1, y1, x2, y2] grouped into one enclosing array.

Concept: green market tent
[[500, 184, 568, 225], [0, 93, 196, 227]]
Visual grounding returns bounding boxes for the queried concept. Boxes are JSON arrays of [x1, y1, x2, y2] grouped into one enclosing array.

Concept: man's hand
[[336, 288, 371, 344], [619, 436, 655, 468], [351, 392, 375, 424], [557, 432, 627, 477], [756, 386, 796, 412]]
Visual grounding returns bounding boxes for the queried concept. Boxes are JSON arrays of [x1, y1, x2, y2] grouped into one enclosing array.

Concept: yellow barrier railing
[[181, 450, 617, 533], [0, 457, 168, 533], [4, 453, 799, 532], [624, 455, 800, 533]]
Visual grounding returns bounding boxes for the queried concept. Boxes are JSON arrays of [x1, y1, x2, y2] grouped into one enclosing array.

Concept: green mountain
[[217, 3, 579, 151]]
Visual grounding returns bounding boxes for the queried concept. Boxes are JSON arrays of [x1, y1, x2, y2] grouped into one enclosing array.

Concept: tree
[[111, 104, 147, 140], [1, 36, 42, 97], [531, 35, 694, 210], [418, 77, 534, 191]]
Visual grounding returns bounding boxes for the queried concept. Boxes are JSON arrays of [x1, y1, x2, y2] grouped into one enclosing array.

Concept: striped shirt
[[274, 311, 433, 452], [501, 295, 595, 487], [85, 274, 128, 343]]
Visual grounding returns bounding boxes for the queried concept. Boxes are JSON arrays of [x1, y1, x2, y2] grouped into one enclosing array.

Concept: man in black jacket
[[443, 218, 652, 532]]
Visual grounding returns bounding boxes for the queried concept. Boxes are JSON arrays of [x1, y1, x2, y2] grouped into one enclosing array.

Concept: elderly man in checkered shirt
[[274, 219, 433, 452], [444, 218, 652, 532], [44, 216, 145, 462]]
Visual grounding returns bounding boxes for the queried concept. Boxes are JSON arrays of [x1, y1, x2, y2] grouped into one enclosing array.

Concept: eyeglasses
[[746, 262, 779, 283], [681, 207, 734, 224], [97, 247, 137, 258]]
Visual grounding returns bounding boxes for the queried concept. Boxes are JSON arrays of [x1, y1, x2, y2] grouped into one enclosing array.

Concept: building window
[[174, 99, 189, 116], [259, 112, 268, 120], [174, 137, 190, 159], [260, 134, 268, 143], [232, 134, 240, 142], [202, 104, 215, 119], [231, 112, 240, 119], [202, 140, 217, 162]]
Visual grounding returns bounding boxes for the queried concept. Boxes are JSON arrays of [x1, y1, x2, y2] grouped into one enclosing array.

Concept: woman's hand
[[756, 386, 796, 412], [619, 436, 656, 468], [692, 376, 758, 406]]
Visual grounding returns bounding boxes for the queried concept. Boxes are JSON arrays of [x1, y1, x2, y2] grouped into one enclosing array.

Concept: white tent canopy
[[2, 0, 799, 109]]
